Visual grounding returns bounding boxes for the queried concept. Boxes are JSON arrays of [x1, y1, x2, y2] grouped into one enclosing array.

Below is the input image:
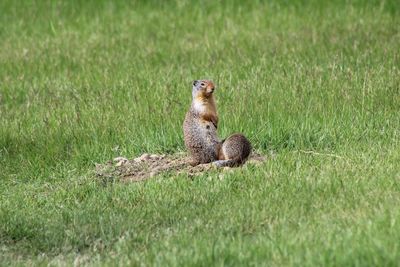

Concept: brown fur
[[217, 133, 252, 167], [195, 95, 218, 128]]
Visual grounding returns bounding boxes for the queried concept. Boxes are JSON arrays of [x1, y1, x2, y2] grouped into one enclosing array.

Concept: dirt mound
[[95, 152, 266, 182]]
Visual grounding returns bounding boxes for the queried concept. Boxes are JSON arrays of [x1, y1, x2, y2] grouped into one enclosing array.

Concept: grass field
[[1, 0, 400, 265]]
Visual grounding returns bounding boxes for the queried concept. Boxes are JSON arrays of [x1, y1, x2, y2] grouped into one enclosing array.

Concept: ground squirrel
[[183, 80, 252, 167]]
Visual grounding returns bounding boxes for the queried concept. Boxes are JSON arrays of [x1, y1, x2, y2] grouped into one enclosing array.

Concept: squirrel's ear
[[192, 80, 198, 86]]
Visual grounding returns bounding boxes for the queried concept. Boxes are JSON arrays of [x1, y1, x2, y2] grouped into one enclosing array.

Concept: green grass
[[1, 0, 400, 265]]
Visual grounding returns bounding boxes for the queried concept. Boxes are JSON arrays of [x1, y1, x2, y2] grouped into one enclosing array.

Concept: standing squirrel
[[183, 80, 251, 167]]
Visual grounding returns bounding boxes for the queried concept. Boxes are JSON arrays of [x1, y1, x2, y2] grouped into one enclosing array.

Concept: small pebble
[[113, 157, 128, 162], [115, 161, 125, 167], [134, 153, 150, 162], [139, 153, 150, 161], [113, 157, 128, 166]]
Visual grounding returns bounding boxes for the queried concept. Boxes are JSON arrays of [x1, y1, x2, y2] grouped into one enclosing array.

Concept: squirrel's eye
[[200, 82, 205, 86]]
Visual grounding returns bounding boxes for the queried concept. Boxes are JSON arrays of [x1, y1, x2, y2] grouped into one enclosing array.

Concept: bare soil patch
[[95, 152, 266, 182]]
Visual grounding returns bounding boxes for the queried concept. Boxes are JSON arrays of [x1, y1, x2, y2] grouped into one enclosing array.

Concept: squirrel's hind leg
[[213, 159, 236, 168]]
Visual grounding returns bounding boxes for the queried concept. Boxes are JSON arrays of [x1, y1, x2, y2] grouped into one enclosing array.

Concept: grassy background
[[1, 0, 399, 265]]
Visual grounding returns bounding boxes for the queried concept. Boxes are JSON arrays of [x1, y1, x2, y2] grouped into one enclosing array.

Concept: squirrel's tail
[[213, 133, 251, 167]]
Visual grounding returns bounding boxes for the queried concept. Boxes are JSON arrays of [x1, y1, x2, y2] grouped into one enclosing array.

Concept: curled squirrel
[[183, 80, 251, 167]]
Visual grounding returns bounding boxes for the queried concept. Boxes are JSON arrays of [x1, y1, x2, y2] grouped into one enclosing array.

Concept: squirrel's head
[[192, 80, 215, 99]]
